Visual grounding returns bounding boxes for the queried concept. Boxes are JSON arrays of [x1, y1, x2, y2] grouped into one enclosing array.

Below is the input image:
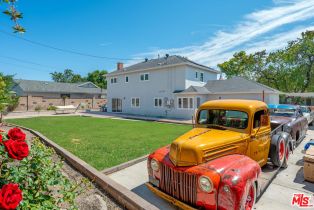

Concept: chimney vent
[[117, 62, 124, 71]]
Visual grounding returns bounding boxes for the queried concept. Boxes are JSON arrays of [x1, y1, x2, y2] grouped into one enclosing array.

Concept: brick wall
[[15, 96, 106, 111]]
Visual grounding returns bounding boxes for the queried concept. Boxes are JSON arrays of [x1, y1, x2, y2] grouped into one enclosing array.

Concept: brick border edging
[[5, 123, 159, 210], [102, 155, 148, 175]]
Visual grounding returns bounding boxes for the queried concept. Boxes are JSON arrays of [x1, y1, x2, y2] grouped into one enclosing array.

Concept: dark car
[[301, 106, 314, 125], [100, 104, 107, 112], [268, 104, 308, 146]]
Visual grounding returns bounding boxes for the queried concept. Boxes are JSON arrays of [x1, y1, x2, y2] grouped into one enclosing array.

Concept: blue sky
[[0, 0, 313, 81]]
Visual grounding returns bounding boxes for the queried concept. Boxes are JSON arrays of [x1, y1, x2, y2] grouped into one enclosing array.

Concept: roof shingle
[[13, 79, 106, 94]]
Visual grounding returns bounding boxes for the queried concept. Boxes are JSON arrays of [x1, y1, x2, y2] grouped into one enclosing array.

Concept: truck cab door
[[248, 110, 271, 167]]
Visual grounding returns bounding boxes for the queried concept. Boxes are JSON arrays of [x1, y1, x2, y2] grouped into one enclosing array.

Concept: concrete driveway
[[108, 129, 314, 210]]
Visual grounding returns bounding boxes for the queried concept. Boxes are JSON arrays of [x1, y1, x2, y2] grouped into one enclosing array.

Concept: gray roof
[[13, 79, 106, 94], [285, 92, 314, 98], [179, 77, 281, 94], [178, 86, 211, 94], [108, 55, 219, 75]]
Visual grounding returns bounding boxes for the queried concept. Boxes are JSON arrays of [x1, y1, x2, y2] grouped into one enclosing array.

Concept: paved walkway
[[108, 129, 314, 210], [4, 111, 192, 125]]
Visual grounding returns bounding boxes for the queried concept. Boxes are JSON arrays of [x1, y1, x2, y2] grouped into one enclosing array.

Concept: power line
[[0, 30, 143, 61], [0, 55, 58, 69], [0, 60, 52, 73]]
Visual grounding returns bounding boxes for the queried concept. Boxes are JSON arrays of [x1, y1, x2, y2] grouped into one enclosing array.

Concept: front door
[[112, 98, 122, 112]]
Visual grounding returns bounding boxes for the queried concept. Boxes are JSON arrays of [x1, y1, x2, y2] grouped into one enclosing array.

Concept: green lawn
[[6, 116, 191, 170]]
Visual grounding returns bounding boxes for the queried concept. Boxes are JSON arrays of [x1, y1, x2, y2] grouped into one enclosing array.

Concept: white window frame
[[110, 77, 117, 84], [140, 73, 149, 81], [177, 97, 194, 109], [131, 97, 140, 108], [196, 97, 201, 108], [125, 76, 129, 83], [154, 97, 163, 108]]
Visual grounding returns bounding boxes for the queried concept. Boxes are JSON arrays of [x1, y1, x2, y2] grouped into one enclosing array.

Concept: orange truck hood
[[169, 127, 249, 166]]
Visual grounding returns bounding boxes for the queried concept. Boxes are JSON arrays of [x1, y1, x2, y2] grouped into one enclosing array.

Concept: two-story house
[[106, 55, 219, 119], [106, 55, 280, 119]]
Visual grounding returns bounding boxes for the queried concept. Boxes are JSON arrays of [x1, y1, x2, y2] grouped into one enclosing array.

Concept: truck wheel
[[270, 136, 285, 167], [281, 142, 290, 168], [244, 182, 256, 210]]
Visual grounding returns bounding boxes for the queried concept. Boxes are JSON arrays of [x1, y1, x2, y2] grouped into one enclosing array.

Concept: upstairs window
[[125, 76, 129, 83], [140, 73, 149, 81], [110, 77, 117, 84], [200, 73, 204, 82], [195, 72, 198, 79], [154, 98, 163, 107]]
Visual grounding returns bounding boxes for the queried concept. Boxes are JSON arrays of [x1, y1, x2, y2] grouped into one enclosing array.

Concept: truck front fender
[[210, 155, 261, 210]]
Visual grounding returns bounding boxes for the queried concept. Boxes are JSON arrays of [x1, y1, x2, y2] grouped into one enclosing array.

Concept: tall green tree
[[50, 69, 86, 83], [218, 30, 314, 93], [86, 70, 107, 89], [1, 0, 25, 32], [0, 73, 17, 121]]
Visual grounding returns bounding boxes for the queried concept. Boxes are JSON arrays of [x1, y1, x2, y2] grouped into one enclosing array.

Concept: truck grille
[[160, 163, 197, 206]]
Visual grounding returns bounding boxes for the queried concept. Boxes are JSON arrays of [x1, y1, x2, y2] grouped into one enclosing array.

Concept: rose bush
[[0, 127, 81, 209], [7, 128, 26, 141]]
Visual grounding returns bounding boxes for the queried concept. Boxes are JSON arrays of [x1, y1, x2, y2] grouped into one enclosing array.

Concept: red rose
[[4, 139, 29, 160], [7, 128, 26, 141], [0, 183, 22, 210], [0, 135, 2, 143]]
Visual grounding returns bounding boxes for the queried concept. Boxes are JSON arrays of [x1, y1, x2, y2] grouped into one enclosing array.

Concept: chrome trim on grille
[[159, 163, 197, 206]]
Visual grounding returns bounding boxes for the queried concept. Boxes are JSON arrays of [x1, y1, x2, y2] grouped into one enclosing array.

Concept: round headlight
[[150, 159, 159, 172], [199, 176, 213, 192]]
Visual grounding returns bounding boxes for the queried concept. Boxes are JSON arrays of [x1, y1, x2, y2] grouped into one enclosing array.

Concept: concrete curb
[[102, 155, 148, 175], [5, 123, 159, 210]]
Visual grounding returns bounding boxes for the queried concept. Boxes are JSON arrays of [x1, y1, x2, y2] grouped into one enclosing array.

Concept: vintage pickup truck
[[146, 100, 292, 210]]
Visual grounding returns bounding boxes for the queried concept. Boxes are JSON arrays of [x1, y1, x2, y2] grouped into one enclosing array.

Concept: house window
[[195, 72, 198, 78], [131, 97, 140, 108], [111, 77, 117, 84], [178, 97, 193, 109], [200, 73, 204, 82], [196, 97, 201, 108], [140, 73, 149, 81], [125, 76, 129, 83], [154, 98, 163, 107]]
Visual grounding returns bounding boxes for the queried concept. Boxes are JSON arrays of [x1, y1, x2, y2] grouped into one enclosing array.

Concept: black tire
[[270, 135, 286, 167]]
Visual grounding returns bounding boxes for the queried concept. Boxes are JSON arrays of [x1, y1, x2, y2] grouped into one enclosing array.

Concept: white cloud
[[131, 0, 314, 68]]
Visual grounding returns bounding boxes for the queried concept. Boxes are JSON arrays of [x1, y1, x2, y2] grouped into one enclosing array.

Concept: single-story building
[[106, 55, 280, 119], [12, 79, 107, 111]]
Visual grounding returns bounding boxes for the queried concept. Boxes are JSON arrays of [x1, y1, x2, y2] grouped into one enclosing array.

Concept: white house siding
[[107, 65, 188, 117], [185, 67, 217, 88]]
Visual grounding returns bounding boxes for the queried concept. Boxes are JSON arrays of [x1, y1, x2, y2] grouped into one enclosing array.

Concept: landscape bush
[[47, 105, 57, 111], [0, 128, 81, 209]]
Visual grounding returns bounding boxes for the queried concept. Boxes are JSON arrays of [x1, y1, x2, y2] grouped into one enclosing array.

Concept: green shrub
[[47, 106, 57, 111], [34, 106, 42, 112], [0, 128, 83, 209]]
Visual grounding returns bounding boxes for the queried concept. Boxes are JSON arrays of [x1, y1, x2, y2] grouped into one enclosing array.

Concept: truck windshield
[[269, 108, 295, 117], [198, 109, 248, 129]]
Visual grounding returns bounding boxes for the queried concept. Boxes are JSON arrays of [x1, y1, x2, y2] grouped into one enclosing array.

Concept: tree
[[218, 30, 314, 93], [1, 0, 25, 33], [0, 73, 18, 121], [50, 69, 86, 83], [86, 70, 107, 89]]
